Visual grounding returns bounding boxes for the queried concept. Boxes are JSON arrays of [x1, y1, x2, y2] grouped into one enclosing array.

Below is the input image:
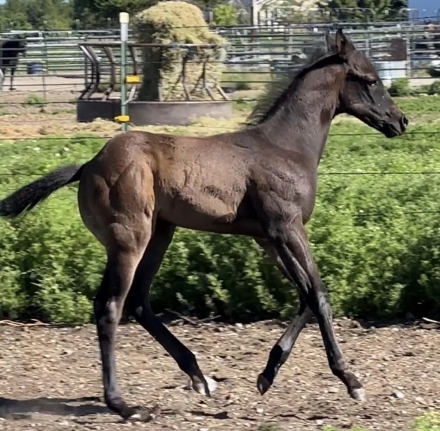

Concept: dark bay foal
[[0, 30, 408, 420]]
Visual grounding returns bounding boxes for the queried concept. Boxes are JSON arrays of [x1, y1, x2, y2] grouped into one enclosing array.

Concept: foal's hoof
[[186, 375, 218, 396], [256, 373, 271, 395], [350, 387, 367, 402]]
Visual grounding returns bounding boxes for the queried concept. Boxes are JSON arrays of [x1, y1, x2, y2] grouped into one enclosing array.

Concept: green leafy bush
[[212, 5, 238, 26], [428, 80, 440, 95], [388, 78, 412, 97], [1, 100, 440, 324], [25, 94, 47, 106]]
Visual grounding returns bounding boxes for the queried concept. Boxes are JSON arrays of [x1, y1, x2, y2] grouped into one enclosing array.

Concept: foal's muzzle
[[383, 112, 408, 138]]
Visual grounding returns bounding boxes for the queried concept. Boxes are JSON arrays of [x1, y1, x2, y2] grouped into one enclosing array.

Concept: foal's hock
[[0, 29, 408, 421]]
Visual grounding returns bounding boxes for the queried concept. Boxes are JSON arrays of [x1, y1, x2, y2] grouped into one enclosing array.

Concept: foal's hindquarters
[[77, 143, 218, 419]]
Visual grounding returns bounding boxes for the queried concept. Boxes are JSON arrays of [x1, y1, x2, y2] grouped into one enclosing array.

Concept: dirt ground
[[0, 319, 439, 431], [1, 77, 439, 431]]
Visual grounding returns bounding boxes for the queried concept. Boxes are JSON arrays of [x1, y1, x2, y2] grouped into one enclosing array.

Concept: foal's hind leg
[[260, 214, 365, 401], [94, 231, 150, 419], [126, 219, 217, 398], [0, 68, 4, 92], [84, 166, 154, 419], [254, 239, 313, 395]]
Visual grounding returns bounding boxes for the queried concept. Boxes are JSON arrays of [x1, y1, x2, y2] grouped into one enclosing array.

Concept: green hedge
[[1, 117, 440, 324]]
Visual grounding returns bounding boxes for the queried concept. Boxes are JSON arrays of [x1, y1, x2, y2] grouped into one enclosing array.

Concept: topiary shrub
[[133, 1, 227, 101]]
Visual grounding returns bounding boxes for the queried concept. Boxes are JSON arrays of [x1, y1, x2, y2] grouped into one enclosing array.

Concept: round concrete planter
[[76, 99, 232, 126]]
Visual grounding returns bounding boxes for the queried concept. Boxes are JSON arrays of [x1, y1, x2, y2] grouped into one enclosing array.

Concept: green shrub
[[212, 5, 238, 26], [24, 94, 47, 106], [1, 114, 440, 324], [388, 78, 412, 97], [428, 80, 440, 95]]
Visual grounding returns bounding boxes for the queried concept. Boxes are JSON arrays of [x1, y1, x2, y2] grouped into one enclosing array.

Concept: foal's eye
[[368, 80, 378, 87]]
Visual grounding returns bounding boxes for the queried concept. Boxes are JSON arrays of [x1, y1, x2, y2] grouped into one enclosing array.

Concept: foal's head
[[327, 29, 408, 138]]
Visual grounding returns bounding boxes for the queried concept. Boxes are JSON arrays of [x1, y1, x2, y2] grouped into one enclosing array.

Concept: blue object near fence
[[27, 62, 43, 75]]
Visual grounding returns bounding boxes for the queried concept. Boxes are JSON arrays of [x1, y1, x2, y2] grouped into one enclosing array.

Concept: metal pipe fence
[[0, 22, 439, 100]]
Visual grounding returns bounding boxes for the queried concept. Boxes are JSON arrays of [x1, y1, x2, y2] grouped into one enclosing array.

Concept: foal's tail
[[0, 164, 85, 218]]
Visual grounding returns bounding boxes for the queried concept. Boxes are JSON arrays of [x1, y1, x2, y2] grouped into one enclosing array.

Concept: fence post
[[119, 12, 129, 132], [40, 31, 48, 101]]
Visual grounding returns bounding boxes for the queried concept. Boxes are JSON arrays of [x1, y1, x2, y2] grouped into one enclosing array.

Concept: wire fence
[[0, 20, 439, 219], [0, 21, 440, 102]]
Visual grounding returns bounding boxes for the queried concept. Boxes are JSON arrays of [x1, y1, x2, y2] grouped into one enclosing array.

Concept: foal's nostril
[[400, 115, 408, 129]]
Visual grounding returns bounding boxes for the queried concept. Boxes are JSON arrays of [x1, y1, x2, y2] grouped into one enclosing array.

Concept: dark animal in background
[[0, 35, 27, 92], [0, 30, 408, 421]]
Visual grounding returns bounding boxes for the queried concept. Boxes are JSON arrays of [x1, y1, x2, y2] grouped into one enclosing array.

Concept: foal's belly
[[158, 187, 263, 237]]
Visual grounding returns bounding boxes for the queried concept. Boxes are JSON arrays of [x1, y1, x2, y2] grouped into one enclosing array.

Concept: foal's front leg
[[126, 219, 217, 399], [9, 66, 16, 90], [262, 217, 365, 401], [254, 238, 313, 394]]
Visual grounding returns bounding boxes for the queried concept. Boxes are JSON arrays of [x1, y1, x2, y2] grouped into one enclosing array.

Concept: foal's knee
[[94, 298, 120, 328]]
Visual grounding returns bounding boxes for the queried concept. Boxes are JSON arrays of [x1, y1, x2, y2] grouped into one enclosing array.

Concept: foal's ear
[[324, 29, 336, 52], [335, 28, 354, 59]]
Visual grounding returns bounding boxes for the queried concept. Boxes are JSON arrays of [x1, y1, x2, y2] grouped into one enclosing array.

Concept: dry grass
[[0, 106, 248, 140]]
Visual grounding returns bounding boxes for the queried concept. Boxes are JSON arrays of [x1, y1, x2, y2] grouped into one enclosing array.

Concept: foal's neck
[[259, 66, 341, 166]]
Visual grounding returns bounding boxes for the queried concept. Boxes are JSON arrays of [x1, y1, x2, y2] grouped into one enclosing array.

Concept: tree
[[0, 0, 72, 30], [318, 0, 408, 22], [72, 0, 158, 28], [27, 0, 72, 29], [212, 4, 238, 25], [71, 0, 232, 29]]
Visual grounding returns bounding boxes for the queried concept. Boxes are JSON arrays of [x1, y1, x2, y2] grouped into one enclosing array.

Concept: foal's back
[[80, 130, 312, 236]]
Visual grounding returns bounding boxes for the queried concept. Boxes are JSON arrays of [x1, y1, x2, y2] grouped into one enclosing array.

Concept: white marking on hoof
[[186, 375, 218, 395], [129, 413, 142, 420], [257, 374, 270, 395], [350, 387, 367, 401]]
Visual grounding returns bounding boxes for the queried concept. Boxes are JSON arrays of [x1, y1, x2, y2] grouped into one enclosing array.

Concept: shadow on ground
[[0, 396, 111, 419]]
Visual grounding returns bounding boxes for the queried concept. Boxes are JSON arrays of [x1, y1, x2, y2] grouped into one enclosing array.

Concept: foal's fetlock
[[332, 367, 366, 402]]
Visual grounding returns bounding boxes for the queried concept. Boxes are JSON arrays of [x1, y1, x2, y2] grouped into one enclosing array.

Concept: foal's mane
[[245, 40, 336, 127]]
